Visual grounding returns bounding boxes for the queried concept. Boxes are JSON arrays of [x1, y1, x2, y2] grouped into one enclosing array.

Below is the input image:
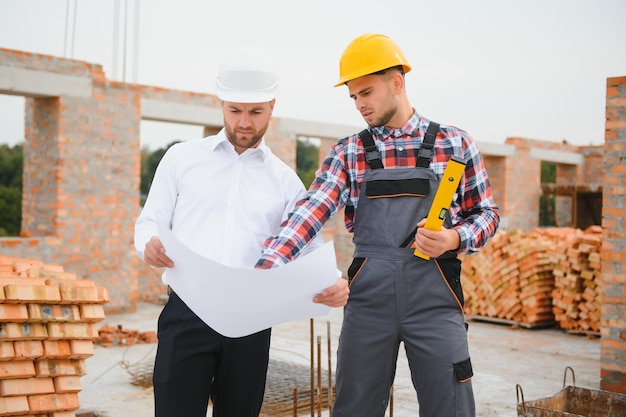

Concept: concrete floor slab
[[78, 301, 601, 417]]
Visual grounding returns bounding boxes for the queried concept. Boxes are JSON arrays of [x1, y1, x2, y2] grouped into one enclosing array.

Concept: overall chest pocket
[[365, 177, 430, 198]]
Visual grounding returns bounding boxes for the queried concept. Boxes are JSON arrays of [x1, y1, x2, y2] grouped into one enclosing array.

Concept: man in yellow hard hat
[[257, 33, 500, 416], [135, 47, 349, 417]]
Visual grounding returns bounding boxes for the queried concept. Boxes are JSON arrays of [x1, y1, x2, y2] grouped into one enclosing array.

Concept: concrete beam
[[0, 67, 91, 98], [277, 118, 515, 159], [275, 118, 360, 140], [530, 147, 583, 165], [479, 142, 516, 157], [140, 98, 223, 127]]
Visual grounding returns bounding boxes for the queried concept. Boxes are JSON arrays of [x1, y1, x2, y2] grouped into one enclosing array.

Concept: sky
[[0, 0, 625, 150]]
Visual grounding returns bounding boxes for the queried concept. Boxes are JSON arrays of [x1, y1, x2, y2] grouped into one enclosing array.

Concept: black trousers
[[153, 292, 271, 417]]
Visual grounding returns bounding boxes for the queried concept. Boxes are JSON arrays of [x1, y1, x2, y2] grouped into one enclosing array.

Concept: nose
[[237, 113, 252, 128], [354, 97, 366, 111]]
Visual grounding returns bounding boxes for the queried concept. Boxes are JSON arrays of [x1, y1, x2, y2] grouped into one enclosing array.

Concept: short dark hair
[[373, 65, 405, 76]]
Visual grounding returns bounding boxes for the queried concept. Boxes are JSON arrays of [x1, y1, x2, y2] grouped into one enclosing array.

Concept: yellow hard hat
[[335, 33, 412, 87]]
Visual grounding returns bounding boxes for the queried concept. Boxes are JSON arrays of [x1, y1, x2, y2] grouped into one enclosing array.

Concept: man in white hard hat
[[134, 47, 349, 417]]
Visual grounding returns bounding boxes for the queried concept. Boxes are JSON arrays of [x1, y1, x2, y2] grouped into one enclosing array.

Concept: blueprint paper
[[157, 222, 337, 337]]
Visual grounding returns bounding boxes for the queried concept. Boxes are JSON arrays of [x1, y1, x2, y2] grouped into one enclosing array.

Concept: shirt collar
[[212, 128, 270, 161], [370, 110, 422, 140]]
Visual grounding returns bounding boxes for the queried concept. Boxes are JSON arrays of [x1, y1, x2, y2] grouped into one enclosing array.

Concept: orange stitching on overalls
[[434, 260, 463, 312], [367, 193, 426, 198], [348, 257, 368, 289]]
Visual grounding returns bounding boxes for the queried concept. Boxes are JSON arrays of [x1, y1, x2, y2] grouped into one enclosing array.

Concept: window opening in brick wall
[[539, 161, 556, 227], [0, 94, 25, 237], [296, 136, 320, 188], [139, 120, 204, 206]]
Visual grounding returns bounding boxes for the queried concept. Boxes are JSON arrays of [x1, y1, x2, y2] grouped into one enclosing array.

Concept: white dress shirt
[[135, 128, 322, 282]]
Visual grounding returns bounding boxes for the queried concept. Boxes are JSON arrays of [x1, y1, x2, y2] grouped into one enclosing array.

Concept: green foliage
[[0, 186, 21, 236], [0, 143, 23, 236], [539, 161, 556, 226], [296, 138, 319, 188], [140, 141, 180, 206], [541, 161, 556, 184]]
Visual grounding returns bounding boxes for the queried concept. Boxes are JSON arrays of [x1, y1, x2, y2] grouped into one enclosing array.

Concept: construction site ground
[[77, 300, 601, 417]]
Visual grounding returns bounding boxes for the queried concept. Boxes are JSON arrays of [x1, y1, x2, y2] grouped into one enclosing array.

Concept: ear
[[392, 72, 405, 94]]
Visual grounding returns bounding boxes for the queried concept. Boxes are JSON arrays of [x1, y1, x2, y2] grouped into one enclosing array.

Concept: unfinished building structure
[[0, 48, 624, 392]]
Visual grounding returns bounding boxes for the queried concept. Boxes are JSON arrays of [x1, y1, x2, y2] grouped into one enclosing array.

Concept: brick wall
[[482, 155, 507, 228], [601, 76, 626, 393], [1, 50, 143, 313], [501, 138, 542, 230]]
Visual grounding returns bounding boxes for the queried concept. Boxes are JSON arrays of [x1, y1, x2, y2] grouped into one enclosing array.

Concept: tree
[[296, 138, 319, 188], [140, 141, 180, 206], [0, 143, 23, 236], [539, 161, 557, 227]]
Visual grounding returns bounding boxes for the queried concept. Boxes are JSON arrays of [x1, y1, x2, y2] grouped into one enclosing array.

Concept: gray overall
[[332, 124, 475, 417]]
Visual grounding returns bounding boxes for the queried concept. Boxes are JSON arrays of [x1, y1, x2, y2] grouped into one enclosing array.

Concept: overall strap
[[358, 129, 384, 170], [416, 121, 440, 168]]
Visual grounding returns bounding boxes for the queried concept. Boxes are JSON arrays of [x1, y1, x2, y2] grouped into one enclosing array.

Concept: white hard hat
[[215, 47, 279, 103]]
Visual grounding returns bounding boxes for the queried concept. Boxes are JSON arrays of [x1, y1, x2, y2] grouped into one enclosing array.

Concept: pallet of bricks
[[460, 226, 602, 333], [0, 254, 108, 417]]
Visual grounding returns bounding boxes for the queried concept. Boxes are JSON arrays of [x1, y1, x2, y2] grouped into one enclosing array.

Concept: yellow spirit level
[[414, 155, 466, 260]]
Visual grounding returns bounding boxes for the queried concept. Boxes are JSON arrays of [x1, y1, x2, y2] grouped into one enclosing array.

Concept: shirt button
[[398, 146, 404, 152]]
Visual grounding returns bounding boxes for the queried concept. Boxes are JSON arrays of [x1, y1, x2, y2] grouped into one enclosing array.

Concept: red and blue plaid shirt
[[256, 110, 500, 268]]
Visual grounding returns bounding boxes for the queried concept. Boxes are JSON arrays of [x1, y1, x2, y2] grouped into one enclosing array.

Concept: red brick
[[34, 359, 87, 377], [27, 304, 81, 322], [3, 284, 61, 303], [96, 286, 110, 303], [43, 340, 72, 359], [45, 278, 93, 287], [79, 304, 105, 322], [58, 286, 99, 304], [53, 375, 82, 393], [0, 323, 48, 340], [13, 340, 44, 359], [27, 392, 80, 413], [0, 360, 36, 379], [0, 277, 47, 287], [27, 268, 76, 280], [0, 377, 55, 396], [0, 341, 15, 361], [46, 323, 97, 340], [0, 396, 29, 415], [50, 411, 77, 417], [68, 340, 94, 359], [26, 265, 76, 279], [0, 304, 29, 322]]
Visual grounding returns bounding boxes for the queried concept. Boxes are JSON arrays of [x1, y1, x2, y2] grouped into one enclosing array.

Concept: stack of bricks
[[461, 228, 557, 326], [549, 225, 603, 333], [461, 227, 604, 330], [461, 230, 523, 321], [0, 254, 108, 417]]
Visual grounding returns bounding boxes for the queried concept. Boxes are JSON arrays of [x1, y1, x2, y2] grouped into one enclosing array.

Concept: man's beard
[[224, 126, 264, 151], [367, 103, 397, 128]]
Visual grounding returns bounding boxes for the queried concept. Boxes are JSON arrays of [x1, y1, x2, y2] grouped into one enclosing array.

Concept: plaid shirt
[[256, 110, 500, 268]]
